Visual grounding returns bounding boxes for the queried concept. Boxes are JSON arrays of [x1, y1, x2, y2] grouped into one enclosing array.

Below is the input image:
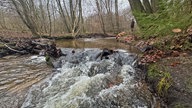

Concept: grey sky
[[82, 0, 130, 17]]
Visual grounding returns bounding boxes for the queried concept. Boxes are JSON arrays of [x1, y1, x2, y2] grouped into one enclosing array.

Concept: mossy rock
[[45, 55, 54, 67]]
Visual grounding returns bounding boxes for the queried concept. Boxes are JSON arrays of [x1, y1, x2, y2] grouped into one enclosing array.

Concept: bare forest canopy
[[0, 0, 133, 37], [0, 0, 192, 38]]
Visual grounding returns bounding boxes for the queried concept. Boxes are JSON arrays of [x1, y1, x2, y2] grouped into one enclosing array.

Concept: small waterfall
[[21, 48, 152, 108]]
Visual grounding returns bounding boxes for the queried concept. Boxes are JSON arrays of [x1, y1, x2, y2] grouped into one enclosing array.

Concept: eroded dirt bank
[[148, 56, 192, 108]]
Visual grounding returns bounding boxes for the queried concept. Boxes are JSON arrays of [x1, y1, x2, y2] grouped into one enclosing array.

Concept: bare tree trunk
[[78, 0, 85, 33], [143, 0, 153, 13], [115, 0, 120, 33], [56, 0, 70, 33], [69, 0, 75, 32], [128, 0, 145, 12], [104, 0, 114, 32], [63, 0, 71, 30], [39, 0, 47, 33], [11, 0, 39, 36], [28, 0, 39, 32], [47, 0, 52, 36], [95, 0, 106, 34], [51, 0, 56, 34], [151, 0, 159, 12]]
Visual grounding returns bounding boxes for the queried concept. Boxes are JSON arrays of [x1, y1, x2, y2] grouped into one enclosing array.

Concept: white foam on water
[[43, 74, 106, 108], [120, 65, 135, 83], [117, 49, 128, 53], [26, 55, 46, 64], [21, 49, 150, 108]]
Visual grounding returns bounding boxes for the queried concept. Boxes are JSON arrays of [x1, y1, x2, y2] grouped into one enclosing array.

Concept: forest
[[0, 0, 132, 37], [0, 0, 192, 37]]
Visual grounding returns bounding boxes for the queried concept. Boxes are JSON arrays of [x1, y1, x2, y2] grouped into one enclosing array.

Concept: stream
[[0, 38, 155, 108]]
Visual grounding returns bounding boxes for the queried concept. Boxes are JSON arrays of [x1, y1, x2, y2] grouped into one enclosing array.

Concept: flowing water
[[56, 38, 140, 53], [0, 38, 154, 108], [0, 55, 52, 108]]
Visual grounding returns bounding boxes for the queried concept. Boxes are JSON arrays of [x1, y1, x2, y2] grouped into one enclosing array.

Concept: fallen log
[[0, 38, 63, 58], [31, 40, 47, 46], [0, 42, 27, 54]]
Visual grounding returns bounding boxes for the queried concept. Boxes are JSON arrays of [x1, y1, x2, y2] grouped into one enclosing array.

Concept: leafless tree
[[0, 0, 133, 36], [115, 0, 120, 33], [95, 0, 106, 34], [10, 0, 39, 36]]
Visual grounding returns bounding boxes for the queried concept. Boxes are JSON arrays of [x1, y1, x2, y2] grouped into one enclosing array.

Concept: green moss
[[147, 64, 162, 79], [45, 55, 53, 67], [147, 64, 172, 96]]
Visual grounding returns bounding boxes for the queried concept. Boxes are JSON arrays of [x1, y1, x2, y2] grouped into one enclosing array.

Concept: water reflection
[[56, 38, 140, 53]]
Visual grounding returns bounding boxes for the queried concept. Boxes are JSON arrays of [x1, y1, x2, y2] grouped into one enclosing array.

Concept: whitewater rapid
[[21, 48, 151, 108]]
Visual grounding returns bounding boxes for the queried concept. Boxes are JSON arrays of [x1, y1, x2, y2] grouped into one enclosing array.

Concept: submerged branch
[[0, 42, 27, 54]]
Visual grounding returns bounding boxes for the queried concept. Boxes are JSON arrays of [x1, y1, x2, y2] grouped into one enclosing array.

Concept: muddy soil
[[155, 56, 192, 108]]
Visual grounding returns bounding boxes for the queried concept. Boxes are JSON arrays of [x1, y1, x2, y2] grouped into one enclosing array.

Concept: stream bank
[[146, 56, 192, 108], [115, 31, 192, 107]]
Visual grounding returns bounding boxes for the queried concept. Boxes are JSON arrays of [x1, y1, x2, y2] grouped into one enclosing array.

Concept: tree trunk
[[63, 0, 71, 30], [47, 0, 52, 36], [69, 0, 75, 24], [104, 0, 115, 32], [51, 0, 56, 34], [11, 0, 39, 36], [39, 0, 47, 33], [95, 0, 106, 34], [115, 0, 120, 33], [56, 0, 70, 33], [128, 0, 145, 12], [143, 0, 153, 13], [78, 0, 85, 33], [151, 0, 159, 12]]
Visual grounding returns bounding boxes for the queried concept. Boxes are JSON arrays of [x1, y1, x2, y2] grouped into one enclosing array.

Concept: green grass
[[133, 0, 192, 39], [147, 64, 172, 96]]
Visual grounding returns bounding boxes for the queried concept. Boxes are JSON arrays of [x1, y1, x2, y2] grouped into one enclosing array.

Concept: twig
[[31, 41, 47, 46], [0, 42, 26, 54]]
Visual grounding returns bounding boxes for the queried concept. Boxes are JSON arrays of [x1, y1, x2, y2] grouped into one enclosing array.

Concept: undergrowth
[[147, 64, 172, 96], [134, 0, 192, 39]]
